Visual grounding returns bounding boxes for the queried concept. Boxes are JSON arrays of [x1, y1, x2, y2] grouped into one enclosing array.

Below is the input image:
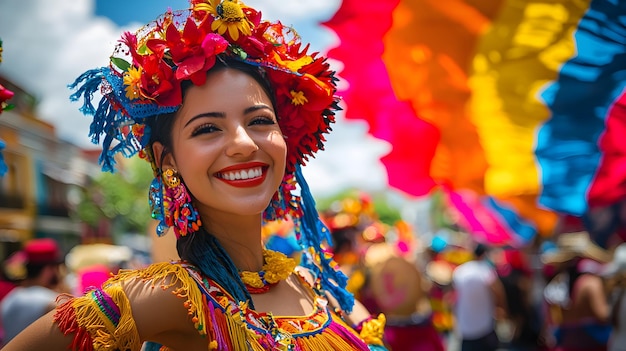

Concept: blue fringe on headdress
[[69, 67, 177, 173], [69, 68, 118, 172], [294, 164, 354, 313]]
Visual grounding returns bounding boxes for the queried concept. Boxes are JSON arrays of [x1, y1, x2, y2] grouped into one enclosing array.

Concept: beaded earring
[[156, 168, 202, 238], [263, 174, 300, 222]]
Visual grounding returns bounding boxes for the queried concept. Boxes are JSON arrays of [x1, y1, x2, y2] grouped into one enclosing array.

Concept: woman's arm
[[583, 274, 610, 322], [1, 309, 73, 351], [2, 264, 198, 351]]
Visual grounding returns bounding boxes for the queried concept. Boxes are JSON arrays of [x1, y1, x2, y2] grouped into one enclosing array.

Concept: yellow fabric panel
[[470, 0, 590, 198]]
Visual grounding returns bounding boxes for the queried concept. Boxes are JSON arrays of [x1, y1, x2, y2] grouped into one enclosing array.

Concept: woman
[[542, 232, 612, 351], [1, 1, 387, 350], [365, 243, 445, 351]]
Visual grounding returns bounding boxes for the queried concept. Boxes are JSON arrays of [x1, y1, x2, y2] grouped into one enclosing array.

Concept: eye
[[249, 116, 276, 126], [191, 123, 220, 136]]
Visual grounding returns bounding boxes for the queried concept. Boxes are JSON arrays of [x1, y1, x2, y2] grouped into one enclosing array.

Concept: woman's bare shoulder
[[114, 262, 199, 338]]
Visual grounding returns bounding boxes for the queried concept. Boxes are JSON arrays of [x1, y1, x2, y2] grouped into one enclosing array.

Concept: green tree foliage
[[75, 157, 153, 234]]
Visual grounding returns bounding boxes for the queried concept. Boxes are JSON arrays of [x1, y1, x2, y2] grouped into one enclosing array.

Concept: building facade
[[0, 75, 99, 259]]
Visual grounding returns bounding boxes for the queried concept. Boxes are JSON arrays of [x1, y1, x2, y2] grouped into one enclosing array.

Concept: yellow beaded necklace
[[239, 249, 297, 294]]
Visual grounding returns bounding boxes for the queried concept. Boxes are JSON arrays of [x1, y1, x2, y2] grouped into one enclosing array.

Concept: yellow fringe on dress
[[56, 261, 385, 350], [55, 284, 141, 351], [108, 262, 209, 336]]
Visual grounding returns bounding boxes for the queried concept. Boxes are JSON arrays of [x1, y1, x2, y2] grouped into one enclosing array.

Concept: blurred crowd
[[0, 238, 135, 346], [2, 193, 626, 351]]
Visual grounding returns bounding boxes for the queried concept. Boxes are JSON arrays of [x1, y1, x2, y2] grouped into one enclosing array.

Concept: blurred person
[[600, 242, 626, 351], [0, 1, 388, 350], [365, 243, 444, 351], [542, 232, 612, 351], [64, 243, 133, 295], [498, 248, 546, 351], [324, 193, 387, 312], [425, 260, 455, 342], [452, 242, 507, 351], [0, 238, 65, 345]]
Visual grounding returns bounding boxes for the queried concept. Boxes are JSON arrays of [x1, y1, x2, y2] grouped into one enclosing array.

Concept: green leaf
[[232, 46, 247, 60], [137, 44, 148, 55], [110, 57, 131, 72]]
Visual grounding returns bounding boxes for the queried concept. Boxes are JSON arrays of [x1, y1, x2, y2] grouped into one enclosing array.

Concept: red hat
[[23, 238, 62, 265]]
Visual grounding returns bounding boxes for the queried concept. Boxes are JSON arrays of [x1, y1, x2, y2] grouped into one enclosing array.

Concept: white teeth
[[220, 167, 262, 180]]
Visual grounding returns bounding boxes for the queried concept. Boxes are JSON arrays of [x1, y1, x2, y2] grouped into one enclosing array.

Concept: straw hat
[[65, 244, 132, 272], [368, 256, 424, 316], [425, 260, 454, 286], [540, 231, 611, 265]]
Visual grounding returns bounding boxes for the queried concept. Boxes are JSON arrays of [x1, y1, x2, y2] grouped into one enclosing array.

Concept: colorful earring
[[158, 169, 202, 238], [264, 173, 300, 222]]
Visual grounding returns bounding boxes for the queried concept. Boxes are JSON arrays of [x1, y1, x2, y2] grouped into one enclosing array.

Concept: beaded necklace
[[239, 249, 296, 294]]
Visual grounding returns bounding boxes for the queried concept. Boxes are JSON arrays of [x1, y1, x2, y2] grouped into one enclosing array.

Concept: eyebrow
[[184, 104, 274, 127]]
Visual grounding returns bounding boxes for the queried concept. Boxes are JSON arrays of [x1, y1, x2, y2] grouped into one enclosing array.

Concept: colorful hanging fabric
[[324, 0, 626, 245]]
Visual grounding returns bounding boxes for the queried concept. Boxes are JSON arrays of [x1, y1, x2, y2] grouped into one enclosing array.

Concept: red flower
[[148, 18, 228, 86], [139, 55, 181, 106], [0, 83, 13, 101], [267, 67, 335, 170], [0, 83, 14, 114]]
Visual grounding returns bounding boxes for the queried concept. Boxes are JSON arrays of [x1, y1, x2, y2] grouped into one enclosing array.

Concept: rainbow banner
[[325, 0, 626, 245]]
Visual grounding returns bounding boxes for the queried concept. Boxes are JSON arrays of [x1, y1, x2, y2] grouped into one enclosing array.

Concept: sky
[[0, 0, 391, 198]]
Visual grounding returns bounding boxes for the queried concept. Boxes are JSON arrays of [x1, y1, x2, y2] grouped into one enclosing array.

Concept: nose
[[225, 125, 259, 157]]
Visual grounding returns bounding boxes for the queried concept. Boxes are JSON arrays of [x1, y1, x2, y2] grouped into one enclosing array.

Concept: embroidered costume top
[[53, 261, 387, 351]]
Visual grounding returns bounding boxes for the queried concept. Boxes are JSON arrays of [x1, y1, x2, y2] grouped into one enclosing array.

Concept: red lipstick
[[215, 162, 268, 188]]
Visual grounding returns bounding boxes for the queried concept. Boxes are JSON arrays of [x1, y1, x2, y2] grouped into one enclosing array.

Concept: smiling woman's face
[[156, 67, 287, 221]]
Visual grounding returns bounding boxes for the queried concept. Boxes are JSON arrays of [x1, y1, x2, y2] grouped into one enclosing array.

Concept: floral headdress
[[69, 0, 353, 311], [0, 38, 16, 177]]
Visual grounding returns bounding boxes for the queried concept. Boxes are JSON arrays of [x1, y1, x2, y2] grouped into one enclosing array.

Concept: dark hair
[[474, 243, 488, 258], [331, 227, 359, 255], [146, 55, 279, 306], [26, 262, 60, 287]]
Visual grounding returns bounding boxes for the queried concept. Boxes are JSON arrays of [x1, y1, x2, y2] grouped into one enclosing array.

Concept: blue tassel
[[68, 67, 126, 173], [99, 144, 118, 174], [189, 230, 252, 306], [68, 68, 105, 116], [142, 342, 163, 351], [294, 165, 354, 313], [69, 67, 179, 173], [88, 98, 114, 145], [0, 139, 7, 177]]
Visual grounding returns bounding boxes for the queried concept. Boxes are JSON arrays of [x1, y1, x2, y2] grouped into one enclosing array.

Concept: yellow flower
[[290, 90, 308, 106], [272, 52, 313, 73], [123, 66, 142, 100], [359, 314, 386, 346], [197, 0, 252, 41]]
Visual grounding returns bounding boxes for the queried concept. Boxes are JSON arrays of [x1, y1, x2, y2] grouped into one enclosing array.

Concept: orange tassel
[[53, 297, 95, 351]]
